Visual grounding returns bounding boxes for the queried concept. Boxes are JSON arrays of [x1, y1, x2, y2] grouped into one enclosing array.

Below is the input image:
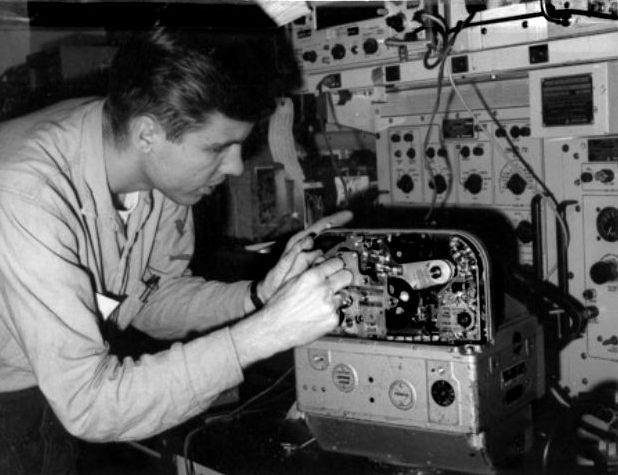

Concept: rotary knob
[[580, 172, 593, 183], [464, 174, 483, 194], [397, 174, 414, 193], [429, 174, 447, 194], [507, 173, 527, 195], [595, 169, 615, 184], [590, 260, 618, 285], [302, 50, 317, 63], [363, 38, 379, 54], [515, 220, 534, 244], [331, 44, 346, 60]]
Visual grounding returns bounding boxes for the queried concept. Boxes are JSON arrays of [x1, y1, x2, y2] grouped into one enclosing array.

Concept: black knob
[[430, 174, 447, 194], [582, 289, 596, 300], [460, 146, 470, 158], [406, 148, 416, 159], [363, 38, 379, 54], [331, 44, 346, 60], [510, 126, 520, 138], [397, 174, 414, 193], [391, 133, 401, 143], [520, 126, 531, 137], [581, 172, 593, 183], [426, 147, 435, 158], [403, 133, 414, 142], [473, 146, 484, 156], [595, 169, 615, 183], [590, 260, 618, 285], [302, 51, 317, 63], [457, 311, 472, 328], [515, 220, 534, 244], [507, 173, 527, 195], [464, 174, 483, 194], [496, 127, 507, 138], [437, 147, 447, 157]]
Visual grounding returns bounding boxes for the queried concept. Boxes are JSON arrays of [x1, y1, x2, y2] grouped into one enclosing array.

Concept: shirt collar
[[78, 100, 152, 220]]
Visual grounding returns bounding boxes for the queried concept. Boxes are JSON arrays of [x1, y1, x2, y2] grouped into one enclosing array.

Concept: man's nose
[[219, 145, 244, 176]]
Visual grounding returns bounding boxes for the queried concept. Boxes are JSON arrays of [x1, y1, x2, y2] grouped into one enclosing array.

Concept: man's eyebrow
[[203, 138, 244, 149]]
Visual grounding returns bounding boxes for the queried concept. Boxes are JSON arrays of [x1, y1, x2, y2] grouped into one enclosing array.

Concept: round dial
[[389, 380, 415, 410], [597, 207, 618, 242], [332, 364, 356, 393], [431, 380, 456, 407]]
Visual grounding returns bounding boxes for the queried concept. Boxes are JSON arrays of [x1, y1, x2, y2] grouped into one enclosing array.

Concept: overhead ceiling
[[1, 1, 280, 29]]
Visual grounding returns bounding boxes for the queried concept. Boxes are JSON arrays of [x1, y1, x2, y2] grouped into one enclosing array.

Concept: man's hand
[[231, 256, 353, 367], [254, 210, 353, 307]]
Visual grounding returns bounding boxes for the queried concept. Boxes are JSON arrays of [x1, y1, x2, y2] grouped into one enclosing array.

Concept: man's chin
[[166, 192, 206, 206]]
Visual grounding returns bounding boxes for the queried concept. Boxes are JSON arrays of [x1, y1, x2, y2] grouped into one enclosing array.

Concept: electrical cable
[[228, 366, 294, 418], [421, 11, 476, 223], [431, 2, 618, 38], [540, 0, 571, 26], [509, 268, 589, 341], [540, 0, 618, 25], [464, 81, 571, 272], [182, 367, 294, 474], [445, 71, 571, 257]]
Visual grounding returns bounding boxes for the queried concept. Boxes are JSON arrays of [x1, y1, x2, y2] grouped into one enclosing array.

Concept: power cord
[[182, 366, 294, 475]]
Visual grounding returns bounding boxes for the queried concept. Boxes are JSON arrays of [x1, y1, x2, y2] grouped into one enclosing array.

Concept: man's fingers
[[284, 249, 323, 281], [313, 256, 346, 279], [284, 210, 353, 252], [284, 230, 315, 253], [326, 268, 354, 293], [305, 210, 353, 237]]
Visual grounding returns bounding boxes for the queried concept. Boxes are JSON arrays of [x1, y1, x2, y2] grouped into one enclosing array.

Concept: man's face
[[146, 112, 254, 205]]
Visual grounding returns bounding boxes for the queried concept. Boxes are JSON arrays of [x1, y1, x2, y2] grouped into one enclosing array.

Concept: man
[[0, 28, 352, 473]]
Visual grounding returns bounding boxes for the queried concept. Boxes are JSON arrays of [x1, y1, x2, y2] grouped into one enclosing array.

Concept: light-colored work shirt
[[0, 98, 250, 441]]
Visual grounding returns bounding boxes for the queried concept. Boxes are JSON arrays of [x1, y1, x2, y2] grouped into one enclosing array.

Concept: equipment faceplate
[[316, 229, 493, 344]]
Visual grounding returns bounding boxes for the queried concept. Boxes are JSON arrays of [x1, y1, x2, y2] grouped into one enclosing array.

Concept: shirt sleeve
[[127, 197, 252, 340], [0, 190, 244, 442]]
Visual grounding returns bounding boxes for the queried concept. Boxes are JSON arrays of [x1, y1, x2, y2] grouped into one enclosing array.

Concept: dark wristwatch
[[250, 280, 264, 310]]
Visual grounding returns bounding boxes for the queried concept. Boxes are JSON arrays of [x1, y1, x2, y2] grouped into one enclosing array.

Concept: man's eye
[[208, 145, 226, 154]]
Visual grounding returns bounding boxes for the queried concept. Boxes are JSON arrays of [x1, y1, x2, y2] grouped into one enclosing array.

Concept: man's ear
[[131, 115, 165, 153]]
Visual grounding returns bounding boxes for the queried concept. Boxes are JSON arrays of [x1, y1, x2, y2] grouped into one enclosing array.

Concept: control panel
[[289, 3, 618, 472], [543, 135, 618, 394], [290, 1, 443, 78], [295, 228, 543, 473], [376, 81, 543, 268]]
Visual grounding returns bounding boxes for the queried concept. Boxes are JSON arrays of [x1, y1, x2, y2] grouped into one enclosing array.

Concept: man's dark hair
[[104, 27, 300, 145]]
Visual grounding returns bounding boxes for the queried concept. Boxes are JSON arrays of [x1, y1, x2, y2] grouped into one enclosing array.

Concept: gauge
[[597, 207, 618, 242], [431, 380, 456, 407], [388, 380, 415, 410], [332, 364, 356, 393]]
